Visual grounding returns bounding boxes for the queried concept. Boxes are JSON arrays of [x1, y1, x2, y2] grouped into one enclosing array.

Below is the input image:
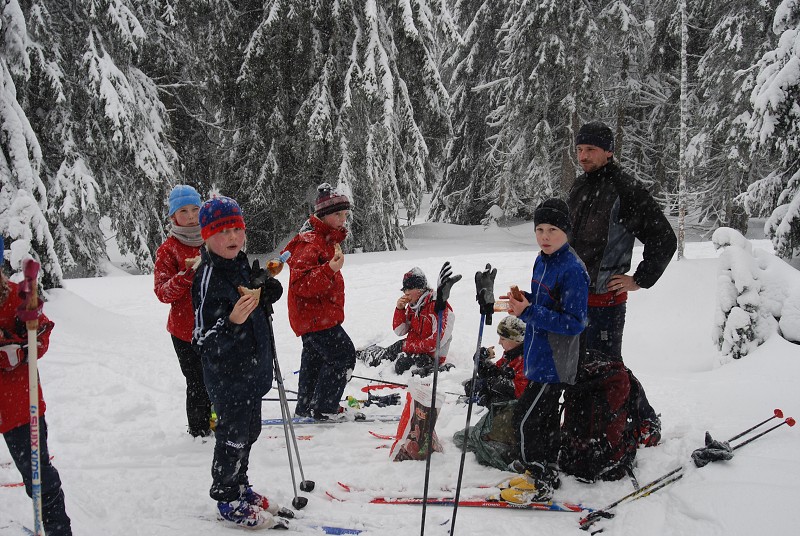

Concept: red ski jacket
[[495, 345, 528, 399], [0, 280, 54, 434], [392, 290, 453, 362], [283, 216, 348, 337], [154, 235, 201, 342]]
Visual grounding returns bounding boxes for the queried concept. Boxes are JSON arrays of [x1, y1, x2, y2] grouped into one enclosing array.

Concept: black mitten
[[261, 277, 283, 305], [435, 262, 462, 313], [691, 431, 734, 467], [250, 259, 269, 288], [485, 376, 514, 404], [250, 259, 283, 305], [475, 263, 497, 324]]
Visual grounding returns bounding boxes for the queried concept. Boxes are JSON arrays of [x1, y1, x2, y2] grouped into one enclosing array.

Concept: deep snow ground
[[1, 220, 799, 535]]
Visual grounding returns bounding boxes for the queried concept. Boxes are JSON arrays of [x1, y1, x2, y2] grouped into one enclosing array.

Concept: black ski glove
[[476, 347, 497, 378], [250, 260, 283, 317], [435, 261, 462, 313], [475, 263, 497, 325], [691, 431, 734, 467], [485, 375, 515, 403], [365, 393, 401, 408]]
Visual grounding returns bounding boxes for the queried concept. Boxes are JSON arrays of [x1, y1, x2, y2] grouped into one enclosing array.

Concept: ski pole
[[617, 419, 794, 515], [419, 308, 443, 536], [450, 314, 487, 536], [350, 375, 462, 397], [421, 262, 460, 536], [350, 375, 408, 388], [18, 259, 44, 536], [731, 417, 795, 451], [450, 263, 496, 536], [267, 310, 313, 509], [580, 409, 791, 530]]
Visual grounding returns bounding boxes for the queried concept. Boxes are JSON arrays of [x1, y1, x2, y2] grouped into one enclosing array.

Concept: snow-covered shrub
[[713, 227, 800, 360]]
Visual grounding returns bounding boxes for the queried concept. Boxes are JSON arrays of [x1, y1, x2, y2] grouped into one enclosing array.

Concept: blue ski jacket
[[518, 243, 589, 385], [192, 248, 273, 404]]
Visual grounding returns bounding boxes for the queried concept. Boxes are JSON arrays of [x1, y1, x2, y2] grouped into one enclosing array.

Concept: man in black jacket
[[567, 121, 677, 446]]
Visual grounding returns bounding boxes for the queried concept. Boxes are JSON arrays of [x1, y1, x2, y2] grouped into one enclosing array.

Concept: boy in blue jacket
[[191, 196, 288, 529], [504, 198, 589, 502]]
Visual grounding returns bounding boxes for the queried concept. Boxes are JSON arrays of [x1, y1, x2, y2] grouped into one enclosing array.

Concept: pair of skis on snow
[[579, 408, 795, 532], [260, 415, 400, 426], [326, 480, 591, 513]]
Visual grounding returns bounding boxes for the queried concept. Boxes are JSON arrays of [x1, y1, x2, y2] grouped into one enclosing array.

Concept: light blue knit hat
[[168, 185, 202, 217]]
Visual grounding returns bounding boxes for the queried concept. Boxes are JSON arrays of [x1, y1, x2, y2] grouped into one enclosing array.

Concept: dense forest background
[[0, 0, 798, 287]]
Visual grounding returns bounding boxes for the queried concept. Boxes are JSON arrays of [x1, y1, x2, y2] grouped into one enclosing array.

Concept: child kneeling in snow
[[357, 267, 455, 377], [191, 196, 290, 529]]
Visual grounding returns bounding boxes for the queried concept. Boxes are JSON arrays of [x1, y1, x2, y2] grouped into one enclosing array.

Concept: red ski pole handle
[[17, 259, 41, 329]]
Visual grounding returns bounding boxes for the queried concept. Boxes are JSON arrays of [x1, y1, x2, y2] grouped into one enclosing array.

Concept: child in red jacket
[[0, 240, 72, 535], [465, 315, 528, 406], [283, 183, 356, 421], [357, 267, 455, 377], [154, 185, 212, 437]]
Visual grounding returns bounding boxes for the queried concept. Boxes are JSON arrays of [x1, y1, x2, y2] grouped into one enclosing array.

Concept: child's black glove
[[435, 261, 462, 313], [475, 263, 497, 324], [250, 260, 283, 305]]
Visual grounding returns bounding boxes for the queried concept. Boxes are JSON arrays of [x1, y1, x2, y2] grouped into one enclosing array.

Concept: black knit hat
[[401, 267, 428, 291], [534, 198, 572, 234], [315, 183, 351, 218], [575, 121, 615, 152]]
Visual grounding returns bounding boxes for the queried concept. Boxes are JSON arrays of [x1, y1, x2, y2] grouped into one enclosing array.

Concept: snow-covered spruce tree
[[594, 0, 656, 186], [712, 226, 800, 359], [482, 0, 602, 224], [689, 0, 780, 232], [742, 0, 800, 260], [428, 0, 509, 225], [20, 0, 177, 277], [227, 0, 455, 253], [712, 228, 774, 359], [0, 0, 62, 287], [136, 0, 221, 196]]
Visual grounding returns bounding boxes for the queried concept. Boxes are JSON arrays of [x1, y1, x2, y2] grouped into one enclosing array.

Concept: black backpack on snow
[[559, 350, 644, 482]]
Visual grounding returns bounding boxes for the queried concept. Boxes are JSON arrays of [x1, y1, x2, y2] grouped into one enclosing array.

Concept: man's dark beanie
[[575, 121, 615, 152], [534, 198, 572, 234]]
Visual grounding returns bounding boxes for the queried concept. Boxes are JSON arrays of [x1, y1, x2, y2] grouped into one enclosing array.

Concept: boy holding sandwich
[[192, 195, 288, 529]]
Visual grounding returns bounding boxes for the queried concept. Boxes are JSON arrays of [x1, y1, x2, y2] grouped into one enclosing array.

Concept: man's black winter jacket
[[567, 161, 677, 294]]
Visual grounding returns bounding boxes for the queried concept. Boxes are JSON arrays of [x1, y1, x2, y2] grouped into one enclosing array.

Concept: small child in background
[[504, 198, 589, 503], [191, 196, 289, 529], [0, 238, 72, 535], [283, 183, 357, 421], [153, 185, 212, 438]]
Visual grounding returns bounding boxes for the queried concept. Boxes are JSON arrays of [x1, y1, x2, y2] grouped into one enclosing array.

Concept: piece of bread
[[510, 285, 524, 301], [237, 286, 262, 304], [185, 256, 201, 270]]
